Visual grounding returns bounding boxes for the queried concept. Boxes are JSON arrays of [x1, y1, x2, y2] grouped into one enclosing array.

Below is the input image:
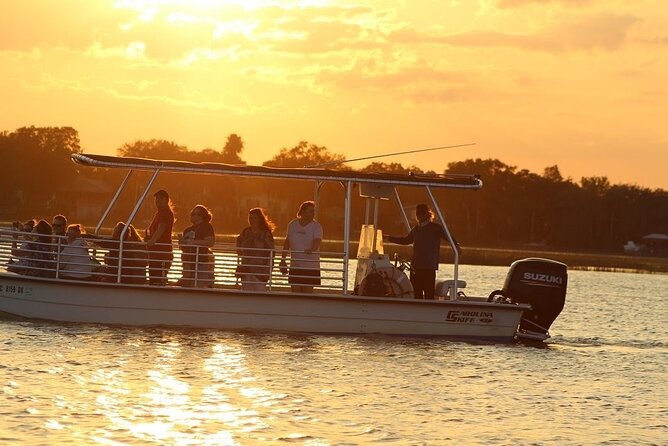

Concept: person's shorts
[[288, 268, 321, 286]]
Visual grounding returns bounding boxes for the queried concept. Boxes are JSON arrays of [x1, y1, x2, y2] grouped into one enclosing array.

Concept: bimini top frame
[[72, 153, 483, 296], [71, 153, 483, 190]]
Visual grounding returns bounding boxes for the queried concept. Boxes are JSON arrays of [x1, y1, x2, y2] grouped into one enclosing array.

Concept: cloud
[[313, 61, 481, 104], [394, 13, 640, 52], [497, 0, 592, 7], [0, 1, 133, 51]]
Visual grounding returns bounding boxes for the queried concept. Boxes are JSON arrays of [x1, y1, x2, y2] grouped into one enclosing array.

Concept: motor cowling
[[499, 258, 567, 338]]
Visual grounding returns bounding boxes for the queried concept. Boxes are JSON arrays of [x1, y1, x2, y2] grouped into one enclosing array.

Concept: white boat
[[0, 153, 567, 342]]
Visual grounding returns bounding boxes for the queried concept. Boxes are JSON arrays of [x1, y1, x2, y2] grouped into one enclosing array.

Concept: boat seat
[[435, 279, 467, 300]]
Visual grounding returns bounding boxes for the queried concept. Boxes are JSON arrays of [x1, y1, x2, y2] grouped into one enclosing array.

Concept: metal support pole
[[371, 198, 380, 253], [426, 186, 459, 299], [95, 170, 133, 235], [342, 180, 352, 295], [117, 169, 160, 283], [313, 181, 323, 219], [393, 188, 411, 232]]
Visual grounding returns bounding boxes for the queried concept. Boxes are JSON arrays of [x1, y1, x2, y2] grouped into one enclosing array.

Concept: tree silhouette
[[263, 141, 348, 169], [118, 139, 189, 160], [360, 162, 424, 174], [221, 134, 245, 164], [119, 135, 246, 164], [2, 126, 667, 254], [543, 165, 564, 182], [0, 126, 81, 215]]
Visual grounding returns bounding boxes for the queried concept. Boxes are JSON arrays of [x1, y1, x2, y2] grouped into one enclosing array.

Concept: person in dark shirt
[[51, 214, 68, 252], [236, 207, 275, 291], [52, 214, 67, 238], [383, 204, 460, 299], [178, 205, 216, 288], [145, 189, 174, 285]]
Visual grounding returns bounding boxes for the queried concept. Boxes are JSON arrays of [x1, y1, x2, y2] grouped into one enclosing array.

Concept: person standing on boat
[[145, 189, 174, 285], [178, 205, 216, 288], [236, 207, 276, 291], [279, 201, 322, 293], [383, 204, 460, 300]]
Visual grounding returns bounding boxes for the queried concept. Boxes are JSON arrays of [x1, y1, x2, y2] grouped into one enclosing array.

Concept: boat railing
[[0, 228, 347, 294]]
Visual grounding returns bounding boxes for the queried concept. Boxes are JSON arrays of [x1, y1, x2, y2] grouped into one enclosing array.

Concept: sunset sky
[[1, 0, 666, 189]]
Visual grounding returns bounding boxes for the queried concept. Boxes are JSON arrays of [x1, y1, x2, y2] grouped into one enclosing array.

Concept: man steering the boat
[[383, 204, 460, 300], [279, 201, 322, 293]]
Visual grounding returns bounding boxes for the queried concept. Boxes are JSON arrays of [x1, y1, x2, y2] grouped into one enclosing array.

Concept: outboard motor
[[488, 258, 567, 341]]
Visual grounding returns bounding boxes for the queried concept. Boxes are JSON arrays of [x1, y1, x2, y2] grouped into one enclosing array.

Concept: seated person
[[59, 224, 93, 280], [7, 219, 36, 273], [89, 222, 147, 284], [51, 214, 69, 253], [21, 219, 36, 233], [11, 219, 55, 277]]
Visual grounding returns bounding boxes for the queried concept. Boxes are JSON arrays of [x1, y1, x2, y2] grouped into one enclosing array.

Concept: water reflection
[[1, 267, 667, 444], [77, 332, 321, 444]]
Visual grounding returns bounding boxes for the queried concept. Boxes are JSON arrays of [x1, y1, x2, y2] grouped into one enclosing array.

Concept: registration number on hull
[[2, 284, 32, 296]]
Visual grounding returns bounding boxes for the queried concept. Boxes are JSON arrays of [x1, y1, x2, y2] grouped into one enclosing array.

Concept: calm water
[[1, 265, 666, 445]]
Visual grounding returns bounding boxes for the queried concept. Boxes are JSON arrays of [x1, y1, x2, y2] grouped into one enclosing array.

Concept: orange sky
[[1, 0, 666, 189]]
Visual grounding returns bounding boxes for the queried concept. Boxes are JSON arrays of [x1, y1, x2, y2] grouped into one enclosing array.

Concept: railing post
[[194, 246, 200, 287], [116, 238, 124, 283], [342, 180, 352, 295], [55, 237, 61, 279]]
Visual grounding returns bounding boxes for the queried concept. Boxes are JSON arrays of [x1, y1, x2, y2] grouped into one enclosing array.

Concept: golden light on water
[[64, 337, 309, 444], [2, 269, 665, 443]]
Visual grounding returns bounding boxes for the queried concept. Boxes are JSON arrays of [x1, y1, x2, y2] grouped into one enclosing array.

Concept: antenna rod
[[305, 143, 476, 168]]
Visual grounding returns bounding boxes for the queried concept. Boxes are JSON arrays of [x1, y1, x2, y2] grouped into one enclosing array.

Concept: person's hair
[[192, 205, 212, 223], [297, 201, 315, 218], [33, 219, 53, 244], [127, 224, 143, 242], [416, 204, 434, 221], [52, 214, 67, 226], [23, 219, 36, 232], [112, 222, 125, 239], [154, 190, 175, 213], [66, 224, 85, 236], [249, 207, 276, 233], [112, 222, 143, 241]]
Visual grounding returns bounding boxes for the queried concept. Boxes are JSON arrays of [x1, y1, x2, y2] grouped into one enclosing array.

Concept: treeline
[[1, 126, 666, 253]]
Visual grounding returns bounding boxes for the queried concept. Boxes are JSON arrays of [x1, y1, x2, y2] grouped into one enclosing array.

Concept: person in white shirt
[[279, 201, 322, 293], [60, 224, 93, 280]]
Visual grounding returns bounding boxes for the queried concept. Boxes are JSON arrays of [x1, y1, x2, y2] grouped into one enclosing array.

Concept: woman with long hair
[[90, 222, 147, 284], [236, 207, 275, 291], [178, 205, 216, 288], [145, 189, 174, 285]]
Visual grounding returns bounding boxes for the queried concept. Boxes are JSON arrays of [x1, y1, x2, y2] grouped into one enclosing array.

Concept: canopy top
[[72, 153, 482, 190]]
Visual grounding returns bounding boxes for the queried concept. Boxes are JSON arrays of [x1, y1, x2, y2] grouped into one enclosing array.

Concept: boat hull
[[0, 274, 527, 341]]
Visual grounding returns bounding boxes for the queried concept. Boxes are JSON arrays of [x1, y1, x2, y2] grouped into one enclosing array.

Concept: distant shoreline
[[226, 235, 668, 275]]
